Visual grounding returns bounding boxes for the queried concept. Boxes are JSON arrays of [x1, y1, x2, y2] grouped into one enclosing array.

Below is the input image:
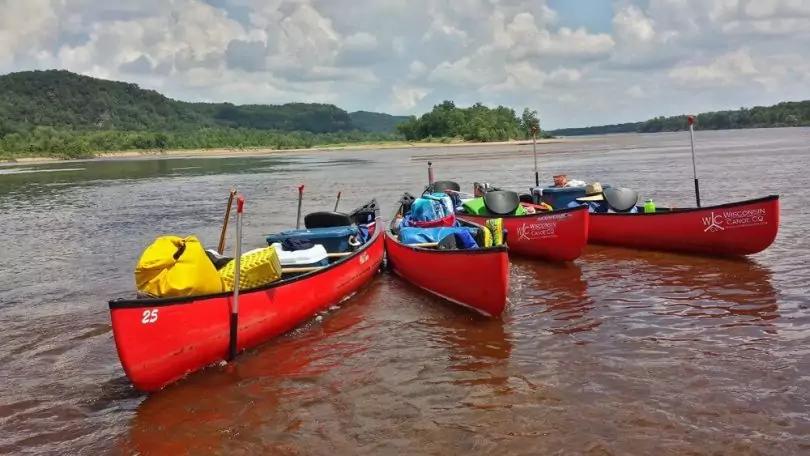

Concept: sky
[[1, 0, 809, 130]]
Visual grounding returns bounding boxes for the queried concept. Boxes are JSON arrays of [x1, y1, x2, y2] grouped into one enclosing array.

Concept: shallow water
[[1, 128, 809, 455]]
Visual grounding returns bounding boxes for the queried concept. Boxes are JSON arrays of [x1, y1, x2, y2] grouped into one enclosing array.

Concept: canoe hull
[[384, 208, 509, 317], [589, 195, 780, 256], [385, 236, 509, 317], [458, 205, 589, 262], [108, 228, 385, 393]]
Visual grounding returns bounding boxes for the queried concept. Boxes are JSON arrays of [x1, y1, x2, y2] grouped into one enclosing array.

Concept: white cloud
[[0, 0, 809, 129]]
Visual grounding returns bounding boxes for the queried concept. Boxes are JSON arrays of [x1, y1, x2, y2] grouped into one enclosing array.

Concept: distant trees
[[0, 70, 408, 159], [0, 70, 551, 159], [549, 101, 810, 137], [4, 68, 808, 160], [395, 101, 548, 142]]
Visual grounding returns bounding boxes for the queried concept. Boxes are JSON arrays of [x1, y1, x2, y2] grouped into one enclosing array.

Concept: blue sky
[[548, 0, 615, 34], [1, 0, 809, 129]]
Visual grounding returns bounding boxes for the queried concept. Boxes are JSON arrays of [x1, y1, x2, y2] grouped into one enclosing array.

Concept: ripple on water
[[2, 131, 810, 454]]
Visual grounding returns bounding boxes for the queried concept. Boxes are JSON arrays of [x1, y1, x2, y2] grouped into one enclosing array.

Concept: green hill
[[0, 69, 365, 134], [0, 69, 413, 159], [348, 111, 410, 134], [549, 100, 810, 136]]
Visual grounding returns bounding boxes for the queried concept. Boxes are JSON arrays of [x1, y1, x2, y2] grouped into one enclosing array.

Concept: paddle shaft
[[531, 127, 539, 186], [334, 191, 341, 211], [296, 185, 304, 229], [688, 117, 701, 207], [217, 189, 237, 254], [427, 161, 434, 186], [228, 195, 244, 362]]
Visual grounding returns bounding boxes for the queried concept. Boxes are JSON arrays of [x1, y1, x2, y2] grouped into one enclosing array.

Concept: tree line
[[3, 68, 808, 160], [0, 127, 404, 160], [549, 100, 810, 136], [394, 101, 547, 142], [0, 69, 411, 159]]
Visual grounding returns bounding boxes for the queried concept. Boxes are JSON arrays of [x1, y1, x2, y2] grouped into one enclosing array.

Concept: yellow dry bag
[[134, 235, 225, 298]]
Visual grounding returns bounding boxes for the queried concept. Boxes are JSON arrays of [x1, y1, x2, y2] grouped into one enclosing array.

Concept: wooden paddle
[[295, 184, 304, 229], [217, 189, 237, 254]]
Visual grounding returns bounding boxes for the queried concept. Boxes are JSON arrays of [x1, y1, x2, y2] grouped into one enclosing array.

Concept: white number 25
[[141, 309, 159, 324]]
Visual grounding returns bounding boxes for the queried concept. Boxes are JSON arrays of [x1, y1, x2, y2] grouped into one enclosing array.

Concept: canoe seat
[[428, 180, 461, 194], [304, 211, 352, 229], [603, 187, 639, 212], [266, 225, 360, 253]]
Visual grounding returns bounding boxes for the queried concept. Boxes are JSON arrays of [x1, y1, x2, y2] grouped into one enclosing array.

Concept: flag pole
[[531, 126, 539, 187], [687, 116, 701, 207]]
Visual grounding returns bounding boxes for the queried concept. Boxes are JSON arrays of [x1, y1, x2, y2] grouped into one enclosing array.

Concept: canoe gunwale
[[109, 203, 383, 310], [591, 194, 779, 217], [457, 202, 588, 220]]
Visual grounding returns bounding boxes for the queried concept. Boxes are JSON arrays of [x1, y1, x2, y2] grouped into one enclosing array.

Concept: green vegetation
[[6, 68, 806, 160], [0, 69, 416, 159], [395, 101, 549, 142], [0, 69, 548, 160], [349, 111, 411, 134], [549, 101, 810, 137]]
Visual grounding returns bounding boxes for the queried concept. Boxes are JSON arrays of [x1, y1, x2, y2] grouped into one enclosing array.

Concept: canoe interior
[[386, 192, 505, 252], [112, 198, 382, 306]]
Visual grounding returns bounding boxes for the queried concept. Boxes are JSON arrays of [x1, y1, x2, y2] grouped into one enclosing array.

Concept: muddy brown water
[[1, 128, 809, 455]]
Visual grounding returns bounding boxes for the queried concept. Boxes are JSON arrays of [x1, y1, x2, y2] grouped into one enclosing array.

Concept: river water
[[1, 128, 808, 455]]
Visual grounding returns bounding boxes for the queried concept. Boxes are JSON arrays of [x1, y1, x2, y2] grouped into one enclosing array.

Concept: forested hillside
[[0, 69, 384, 134], [0, 70, 409, 158], [349, 111, 410, 134]]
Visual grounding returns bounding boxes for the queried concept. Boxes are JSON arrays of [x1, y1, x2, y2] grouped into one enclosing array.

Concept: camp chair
[[347, 199, 379, 225], [482, 190, 521, 215], [304, 211, 353, 229], [399, 192, 417, 215], [428, 180, 461, 194], [603, 187, 639, 213]]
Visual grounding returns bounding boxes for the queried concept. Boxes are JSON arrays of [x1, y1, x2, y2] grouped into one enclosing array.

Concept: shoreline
[[1, 138, 566, 164]]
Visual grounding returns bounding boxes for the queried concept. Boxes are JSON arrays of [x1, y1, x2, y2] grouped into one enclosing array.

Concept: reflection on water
[[510, 260, 596, 335], [583, 246, 779, 344], [1, 129, 809, 455]]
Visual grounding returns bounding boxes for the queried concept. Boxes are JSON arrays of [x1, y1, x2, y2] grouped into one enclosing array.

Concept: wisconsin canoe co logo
[[702, 208, 767, 232]]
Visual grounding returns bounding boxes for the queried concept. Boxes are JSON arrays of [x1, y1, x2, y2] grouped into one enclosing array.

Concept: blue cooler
[[530, 184, 611, 210], [266, 225, 360, 253]]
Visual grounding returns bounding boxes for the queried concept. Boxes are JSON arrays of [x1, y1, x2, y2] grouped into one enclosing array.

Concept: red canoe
[[589, 195, 780, 256], [458, 204, 589, 262], [108, 199, 385, 393], [384, 194, 510, 317]]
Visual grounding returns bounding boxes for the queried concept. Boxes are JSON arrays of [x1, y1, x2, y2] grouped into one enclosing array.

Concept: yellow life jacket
[[134, 235, 225, 298], [486, 218, 504, 246]]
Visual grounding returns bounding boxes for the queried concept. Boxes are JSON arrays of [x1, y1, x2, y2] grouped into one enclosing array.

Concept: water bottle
[[644, 198, 656, 213]]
